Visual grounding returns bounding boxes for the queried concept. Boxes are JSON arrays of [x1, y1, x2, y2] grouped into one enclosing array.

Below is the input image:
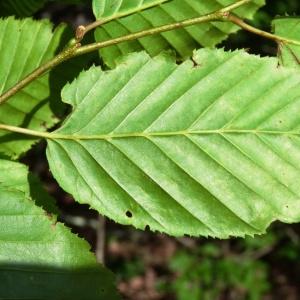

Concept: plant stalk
[[227, 14, 300, 46], [74, 10, 228, 57]]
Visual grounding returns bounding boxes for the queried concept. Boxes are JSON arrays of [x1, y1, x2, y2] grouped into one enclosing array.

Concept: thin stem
[[0, 124, 53, 139], [228, 14, 300, 46], [95, 215, 106, 264], [74, 11, 228, 57]]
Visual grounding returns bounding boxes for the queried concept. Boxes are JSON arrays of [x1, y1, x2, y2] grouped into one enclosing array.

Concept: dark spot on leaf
[[126, 210, 132, 218], [144, 225, 150, 231]]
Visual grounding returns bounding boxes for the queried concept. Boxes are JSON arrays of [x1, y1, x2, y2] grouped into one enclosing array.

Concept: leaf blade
[[47, 49, 300, 238]]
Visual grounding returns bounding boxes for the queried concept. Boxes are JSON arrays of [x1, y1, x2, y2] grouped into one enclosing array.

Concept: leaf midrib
[[3, 125, 299, 140], [50, 129, 300, 140]]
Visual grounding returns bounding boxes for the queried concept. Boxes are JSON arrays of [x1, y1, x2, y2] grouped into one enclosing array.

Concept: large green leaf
[[94, 0, 265, 68], [46, 49, 300, 238], [0, 159, 119, 299], [273, 17, 300, 69], [0, 17, 93, 159]]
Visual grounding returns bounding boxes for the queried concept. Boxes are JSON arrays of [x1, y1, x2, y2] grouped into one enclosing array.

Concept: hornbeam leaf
[[47, 49, 300, 238], [0, 159, 119, 299], [273, 17, 300, 69], [94, 0, 265, 68]]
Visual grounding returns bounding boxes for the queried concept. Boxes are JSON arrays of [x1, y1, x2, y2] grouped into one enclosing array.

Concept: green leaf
[[94, 0, 265, 68], [0, 159, 119, 299], [0, 17, 92, 159], [46, 49, 300, 238], [273, 17, 300, 69]]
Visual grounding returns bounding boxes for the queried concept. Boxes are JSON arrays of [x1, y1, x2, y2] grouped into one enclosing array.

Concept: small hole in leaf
[[126, 211, 132, 218], [145, 225, 150, 231]]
